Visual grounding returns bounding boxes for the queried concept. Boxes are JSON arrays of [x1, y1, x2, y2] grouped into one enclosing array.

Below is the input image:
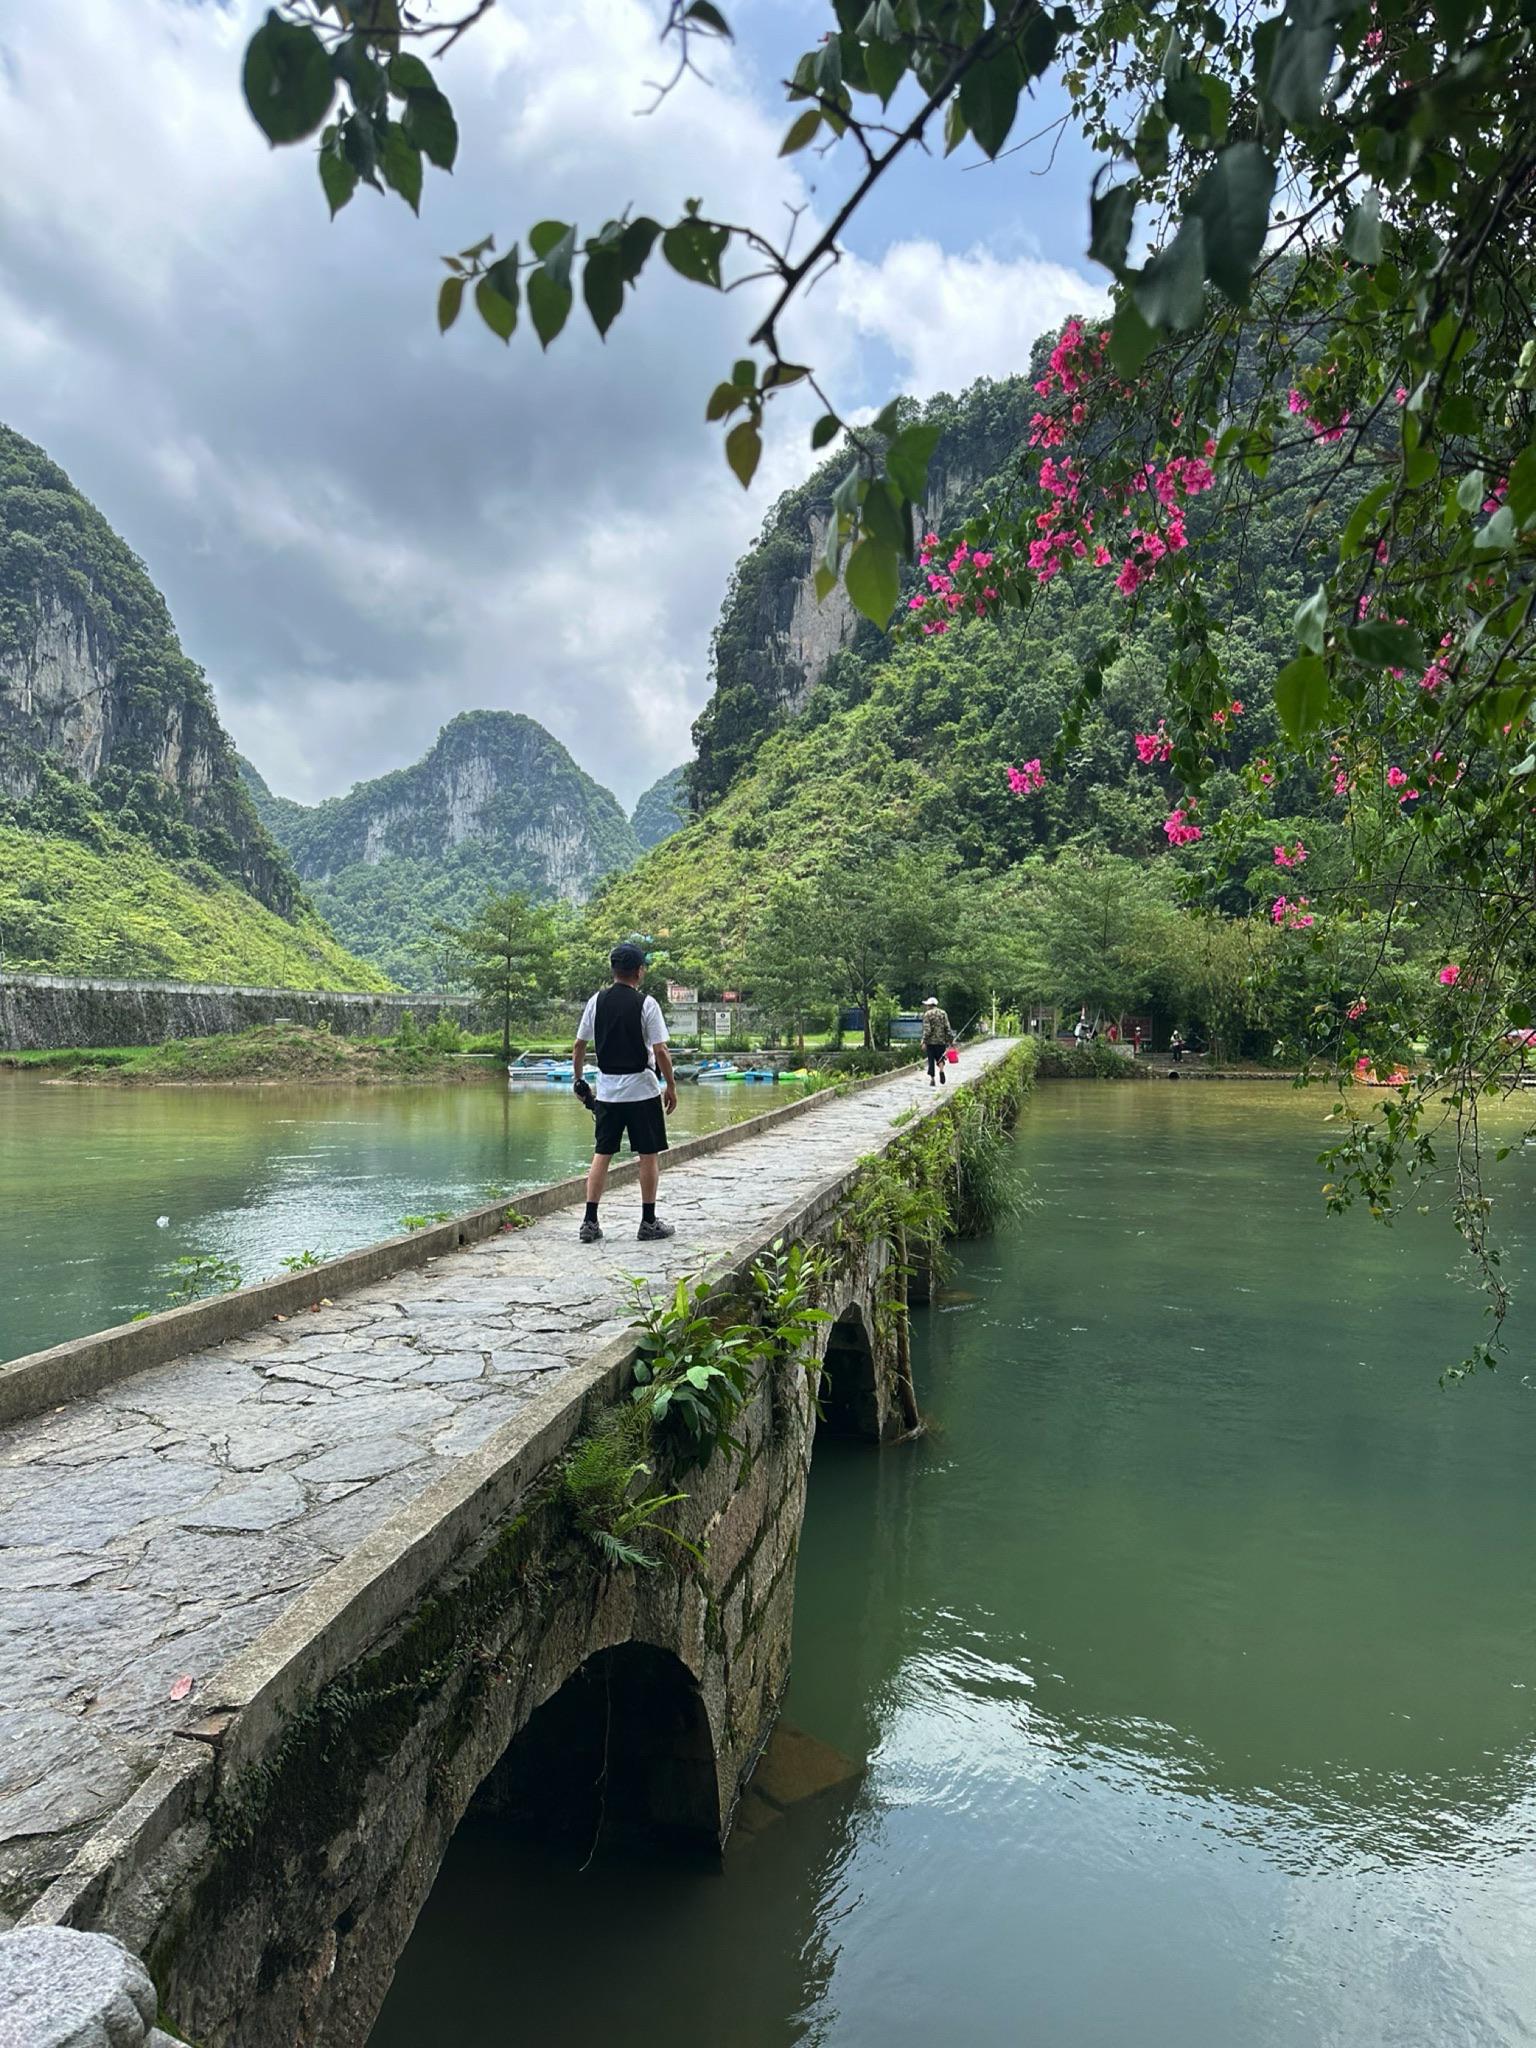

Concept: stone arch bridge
[[0, 1041, 1024, 2046]]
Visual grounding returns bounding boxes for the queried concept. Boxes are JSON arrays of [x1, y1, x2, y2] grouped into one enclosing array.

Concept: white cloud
[[0, 1, 1101, 809], [831, 239, 1107, 401]]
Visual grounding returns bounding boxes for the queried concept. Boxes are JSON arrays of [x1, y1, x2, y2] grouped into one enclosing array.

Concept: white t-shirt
[[576, 988, 669, 1103]]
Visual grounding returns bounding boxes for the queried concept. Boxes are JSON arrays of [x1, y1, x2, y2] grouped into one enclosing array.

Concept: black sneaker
[[636, 1217, 675, 1241], [579, 1218, 603, 1243]]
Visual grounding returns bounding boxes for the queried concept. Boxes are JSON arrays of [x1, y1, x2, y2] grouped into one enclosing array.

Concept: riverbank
[[0, 1025, 503, 1086], [2, 1027, 934, 1087]]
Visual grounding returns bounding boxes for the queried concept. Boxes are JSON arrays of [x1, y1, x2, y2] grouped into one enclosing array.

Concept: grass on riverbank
[[3, 1025, 504, 1085]]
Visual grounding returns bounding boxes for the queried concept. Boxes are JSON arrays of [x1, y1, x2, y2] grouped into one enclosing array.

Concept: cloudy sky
[[0, 0, 1101, 809]]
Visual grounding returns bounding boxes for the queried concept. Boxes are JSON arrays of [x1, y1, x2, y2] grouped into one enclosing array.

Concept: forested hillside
[[595, 345, 1433, 1048], [630, 765, 689, 849], [689, 379, 1039, 807], [244, 711, 641, 987], [0, 423, 386, 988]]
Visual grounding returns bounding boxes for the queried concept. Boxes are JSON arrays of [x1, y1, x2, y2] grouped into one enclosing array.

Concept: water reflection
[[0, 1073, 804, 1361], [371, 1084, 1536, 2044]]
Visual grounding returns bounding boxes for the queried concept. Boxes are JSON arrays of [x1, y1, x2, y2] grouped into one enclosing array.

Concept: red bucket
[[945, 1045, 960, 1064]]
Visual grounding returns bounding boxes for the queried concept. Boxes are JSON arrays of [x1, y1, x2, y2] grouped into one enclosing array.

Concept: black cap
[[610, 942, 646, 975]]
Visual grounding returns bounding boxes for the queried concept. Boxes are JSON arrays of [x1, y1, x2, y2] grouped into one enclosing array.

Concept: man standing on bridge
[[573, 942, 677, 1244]]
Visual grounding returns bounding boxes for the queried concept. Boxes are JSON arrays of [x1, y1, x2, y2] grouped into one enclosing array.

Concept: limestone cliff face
[[247, 711, 640, 904], [0, 424, 298, 914], [688, 372, 1044, 808]]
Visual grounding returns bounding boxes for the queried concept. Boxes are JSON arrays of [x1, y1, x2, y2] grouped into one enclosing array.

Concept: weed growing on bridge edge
[[558, 1405, 703, 1572]]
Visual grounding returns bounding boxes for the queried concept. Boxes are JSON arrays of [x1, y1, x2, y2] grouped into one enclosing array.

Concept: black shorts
[[592, 1094, 669, 1158]]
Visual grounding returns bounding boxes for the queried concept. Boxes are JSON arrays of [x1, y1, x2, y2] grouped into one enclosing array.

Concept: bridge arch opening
[[471, 1642, 721, 1854], [819, 1304, 881, 1438]]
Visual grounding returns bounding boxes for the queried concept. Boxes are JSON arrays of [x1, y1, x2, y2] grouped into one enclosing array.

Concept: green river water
[[370, 1081, 1536, 2048], [0, 1073, 801, 1364]]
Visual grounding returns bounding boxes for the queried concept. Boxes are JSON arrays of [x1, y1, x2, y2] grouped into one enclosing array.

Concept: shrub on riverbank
[[811, 1045, 923, 1078], [3, 1025, 502, 1086], [1035, 1041, 1147, 1080]]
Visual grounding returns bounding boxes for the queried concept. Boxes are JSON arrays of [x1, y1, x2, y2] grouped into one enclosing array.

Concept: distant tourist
[[920, 996, 954, 1087], [572, 943, 677, 1244], [1169, 1029, 1185, 1065], [1073, 1009, 1089, 1047], [1133, 1025, 1143, 1056]]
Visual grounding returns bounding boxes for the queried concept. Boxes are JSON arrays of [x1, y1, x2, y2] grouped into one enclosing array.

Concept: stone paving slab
[[0, 1044, 1012, 1907]]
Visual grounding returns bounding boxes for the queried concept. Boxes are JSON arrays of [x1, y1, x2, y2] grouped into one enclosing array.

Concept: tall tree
[[744, 882, 835, 1048], [439, 891, 557, 1061]]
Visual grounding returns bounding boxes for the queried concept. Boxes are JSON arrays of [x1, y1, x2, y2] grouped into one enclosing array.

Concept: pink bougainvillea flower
[[1007, 759, 1046, 796], [1386, 765, 1408, 788], [1438, 965, 1461, 986], [1163, 808, 1202, 846], [1347, 998, 1368, 1021]]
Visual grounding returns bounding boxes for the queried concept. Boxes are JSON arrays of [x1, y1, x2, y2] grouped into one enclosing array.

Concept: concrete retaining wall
[[0, 974, 474, 1052]]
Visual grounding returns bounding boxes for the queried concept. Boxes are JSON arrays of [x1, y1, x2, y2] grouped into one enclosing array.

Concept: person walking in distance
[[573, 943, 677, 1243], [920, 995, 954, 1087]]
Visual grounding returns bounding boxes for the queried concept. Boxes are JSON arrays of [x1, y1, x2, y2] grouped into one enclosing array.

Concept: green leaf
[[387, 53, 436, 95], [725, 420, 762, 488], [1265, 13, 1337, 125], [1187, 143, 1275, 303], [661, 218, 727, 287], [1108, 295, 1157, 377], [859, 403, 897, 445], [684, 1, 732, 30], [437, 273, 465, 333], [617, 217, 660, 283], [705, 381, 744, 422], [1294, 584, 1328, 654], [1456, 467, 1487, 514], [885, 421, 940, 503], [959, 46, 1023, 159], [1510, 1001, 1533, 1029], [781, 108, 822, 155], [528, 222, 577, 290], [1021, 9, 1060, 76], [1475, 504, 1516, 551], [475, 270, 517, 343], [1508, 443, 1536, 528], [943, 95, 968, 156], [582, 251, 624, 338], [1132, 218, 1206, 332], [318, 135, 359, 218], [1340, 478, 1393, 557], [401, 88, 458, 171], [332, 34, 387, 112], [811, 413, 841, 451], [1342, 189, 1381, 264], [1345, 622, 1423, 668], [813, 563, 839, 602], [1404, 445, 1437, 488], [341, 108, 381, 189], [732, 358, 756, 390], [1089, 182, 1137, 275], [1274, 654, 1330, 743], [861, 478, 905, 552], [1199, 72, 1232, 142], [379, 122, 422, 214], [243, 12, 335, 145], [863, 33, 906, 103], [831, 466, 862, 521], [845, 537, 899, 625]]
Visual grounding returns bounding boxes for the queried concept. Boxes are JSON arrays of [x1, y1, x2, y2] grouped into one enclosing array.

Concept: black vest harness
[[593, 982, 649, 1074]]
